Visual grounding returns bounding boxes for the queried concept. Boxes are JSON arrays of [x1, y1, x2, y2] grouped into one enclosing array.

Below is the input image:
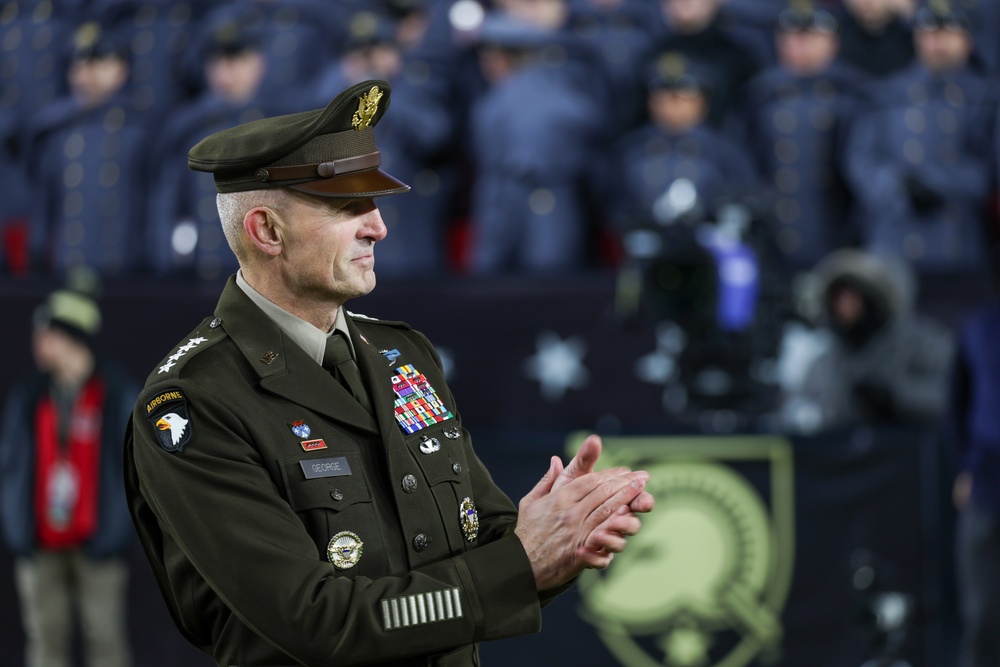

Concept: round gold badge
[[327, 531, 364, 570], [459, 497, 479, 542]]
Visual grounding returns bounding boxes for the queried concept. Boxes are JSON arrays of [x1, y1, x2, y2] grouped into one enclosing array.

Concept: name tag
[[300, 456, 352, 479]]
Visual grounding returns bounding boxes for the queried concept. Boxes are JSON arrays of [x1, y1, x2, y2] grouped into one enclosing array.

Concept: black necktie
[[323, 331, 371, 413]]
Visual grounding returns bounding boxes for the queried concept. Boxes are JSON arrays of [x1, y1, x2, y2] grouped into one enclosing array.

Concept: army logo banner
[[568, 434, 795, 667]]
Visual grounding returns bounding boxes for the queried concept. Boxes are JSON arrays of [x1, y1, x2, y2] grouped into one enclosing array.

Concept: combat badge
[[418, 435, 441, 455], [328, 531, 364, 570], [145, 388, 192, 453], [459, 498, 479, 542]]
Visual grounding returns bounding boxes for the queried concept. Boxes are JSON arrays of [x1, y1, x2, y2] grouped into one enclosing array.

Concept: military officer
[[124, 80, 653, 667]]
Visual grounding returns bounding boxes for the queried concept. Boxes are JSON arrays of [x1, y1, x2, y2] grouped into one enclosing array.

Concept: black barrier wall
[[0, 272, 976, 666]]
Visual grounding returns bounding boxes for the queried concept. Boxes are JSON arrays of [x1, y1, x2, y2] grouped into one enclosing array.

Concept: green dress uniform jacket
[[124, 277, 547, 667]]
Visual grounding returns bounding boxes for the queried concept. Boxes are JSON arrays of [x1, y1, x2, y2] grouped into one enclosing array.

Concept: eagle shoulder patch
[[145, 388, 193, 453]]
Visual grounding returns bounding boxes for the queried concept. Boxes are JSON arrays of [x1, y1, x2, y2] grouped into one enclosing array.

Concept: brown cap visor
[[288, 167, 411, 198]]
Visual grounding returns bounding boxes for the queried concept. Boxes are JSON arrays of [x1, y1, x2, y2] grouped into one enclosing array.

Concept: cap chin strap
[[253, 151, 382, 184]]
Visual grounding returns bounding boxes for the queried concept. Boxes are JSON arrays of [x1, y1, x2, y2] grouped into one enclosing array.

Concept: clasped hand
[[514, 434, 655, 591]]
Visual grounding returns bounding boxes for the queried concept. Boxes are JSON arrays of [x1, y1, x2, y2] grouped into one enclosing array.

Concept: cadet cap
[[69, 21, 130, 62], [777, 3, 838, 34], [913, 0, 970, 31], [188, 79, 410, 198], [647, 52, 712, 96]]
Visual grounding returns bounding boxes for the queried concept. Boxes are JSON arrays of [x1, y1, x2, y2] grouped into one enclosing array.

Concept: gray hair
[[216, 189, 294, 265]]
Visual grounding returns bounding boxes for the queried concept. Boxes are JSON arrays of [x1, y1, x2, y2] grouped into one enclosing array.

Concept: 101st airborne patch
[[145, 388, 193, 453]]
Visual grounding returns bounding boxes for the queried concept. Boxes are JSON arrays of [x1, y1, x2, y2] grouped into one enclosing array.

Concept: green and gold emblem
[[569, 434, 795, 667], [352, 86, 383, 130]]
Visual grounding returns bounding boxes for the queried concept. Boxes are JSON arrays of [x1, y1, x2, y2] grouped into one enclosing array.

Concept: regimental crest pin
[[328, 531, 364, 570], [288, 420, 311, 438], [459, 497, 479, 542]]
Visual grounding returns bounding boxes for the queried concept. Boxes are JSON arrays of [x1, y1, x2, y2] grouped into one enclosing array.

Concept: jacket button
[[401, 474, 418, 493], [452, 463, 462, 475], [330, 489, 344, 501], [413, 534, 431, 552]]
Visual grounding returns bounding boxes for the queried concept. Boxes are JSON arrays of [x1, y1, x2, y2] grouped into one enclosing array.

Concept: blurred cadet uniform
[[467, 11, 611, 273], [741, 3, 870, 269], [25, 21, 154, 276], [842, 1, 997, 275], [606, 52, 758, 234], [949, 287, 1000, 667], [563, 0, 659, 129], [834, 0, 916, 78], [99, 0, 218, 112], [0, 272, 137, 667], [722, 0, 788, 66], [779, 248, 953, 434], [224, 0, 347, 99], [0, 1, 73, 136], [0, 1, 72, 272], [145, 10, 294, 280], [967, 0, 1000, 75], [123, 80, 650, 666], [642, 0, 765, 129]]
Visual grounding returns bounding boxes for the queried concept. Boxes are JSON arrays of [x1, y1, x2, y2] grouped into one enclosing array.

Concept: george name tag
[[300, 456, 352, 479]]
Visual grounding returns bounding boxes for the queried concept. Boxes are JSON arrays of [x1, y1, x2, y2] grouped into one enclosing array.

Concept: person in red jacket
[[0, 269, 138, 667]]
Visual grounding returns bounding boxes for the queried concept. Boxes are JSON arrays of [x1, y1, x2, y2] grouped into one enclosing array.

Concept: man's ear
[[244, 206, 283, 257]]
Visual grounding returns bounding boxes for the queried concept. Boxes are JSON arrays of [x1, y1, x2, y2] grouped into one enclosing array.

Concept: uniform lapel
[[215, 278, 379, 435]]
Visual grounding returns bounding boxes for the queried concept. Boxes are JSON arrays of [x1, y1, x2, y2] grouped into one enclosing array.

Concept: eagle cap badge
[[351, 85, 383, 130]]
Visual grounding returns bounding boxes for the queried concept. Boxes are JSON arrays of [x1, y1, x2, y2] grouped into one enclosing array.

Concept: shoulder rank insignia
[[145, 388, 193, 453], [158, 337, 209, 375], [328, 531, 363, 570], [352, 86, 383, 130], [459, 498, 479, 542]]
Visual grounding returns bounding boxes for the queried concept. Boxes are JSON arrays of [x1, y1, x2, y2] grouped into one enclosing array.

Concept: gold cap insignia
[[328, 531, 364, 569], [459, 497, 479, 542], [352, 86, 383, 130]]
